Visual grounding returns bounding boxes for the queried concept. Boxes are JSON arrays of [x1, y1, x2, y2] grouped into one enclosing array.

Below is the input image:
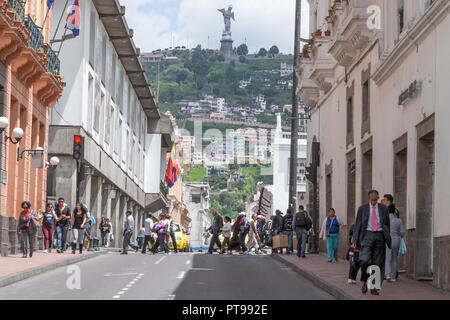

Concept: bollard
[[94, 237, 100, 251], [88, 237, 95, 251]]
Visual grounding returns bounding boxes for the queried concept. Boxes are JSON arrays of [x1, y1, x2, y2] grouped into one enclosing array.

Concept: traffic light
[[73, 135, 84, 161], [305, 165, 317, 184]]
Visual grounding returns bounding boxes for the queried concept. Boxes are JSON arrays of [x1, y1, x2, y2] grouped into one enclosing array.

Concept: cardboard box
[[273, 234, 289, 248]]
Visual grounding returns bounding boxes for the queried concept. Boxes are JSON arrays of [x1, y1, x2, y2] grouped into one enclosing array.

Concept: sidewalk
[[0, 250, 105, 288], [272, 253, 450, 300]]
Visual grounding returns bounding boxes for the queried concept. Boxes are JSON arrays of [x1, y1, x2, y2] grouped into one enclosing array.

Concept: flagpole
[[52, 0, 69, 44], [41, 2, 52, 30]]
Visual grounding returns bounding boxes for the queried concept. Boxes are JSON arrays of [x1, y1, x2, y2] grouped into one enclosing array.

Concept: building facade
[[184, 182, 210, 247], [272, 114, 307, 215], [0, 0, 63, 255], [298, 0, 450, 290], [47, 0, 172, 246]]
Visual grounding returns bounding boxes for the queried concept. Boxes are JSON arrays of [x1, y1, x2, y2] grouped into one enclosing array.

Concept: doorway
[[393, 134, 407, 271], [416, 130, 434, 279]]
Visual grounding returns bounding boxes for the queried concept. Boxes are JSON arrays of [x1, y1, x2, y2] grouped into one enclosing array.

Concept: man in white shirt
[[142, 213, 155, 254]]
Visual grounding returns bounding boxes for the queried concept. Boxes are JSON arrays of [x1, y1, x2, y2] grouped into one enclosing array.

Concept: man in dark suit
[[351, 190, 391, 295]]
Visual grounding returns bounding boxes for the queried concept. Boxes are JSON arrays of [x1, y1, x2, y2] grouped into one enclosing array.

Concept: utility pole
[[288, 0, 301, 211]]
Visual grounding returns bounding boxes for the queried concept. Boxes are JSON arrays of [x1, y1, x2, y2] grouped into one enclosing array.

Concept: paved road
[[0, 252, 334, 300]]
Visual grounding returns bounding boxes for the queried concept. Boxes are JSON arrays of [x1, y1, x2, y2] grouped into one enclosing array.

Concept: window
[[346, 97, 353, 134], [398, 0, 404, 37], [89, 11, 95, 67], [362, 81, 369, 122]]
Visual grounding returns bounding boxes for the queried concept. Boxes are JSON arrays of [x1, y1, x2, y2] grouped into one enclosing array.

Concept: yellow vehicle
[[168, 223, 186, 251]]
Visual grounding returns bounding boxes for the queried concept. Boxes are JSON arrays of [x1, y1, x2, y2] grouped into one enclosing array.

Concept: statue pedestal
[[220, 38, 234, 58]]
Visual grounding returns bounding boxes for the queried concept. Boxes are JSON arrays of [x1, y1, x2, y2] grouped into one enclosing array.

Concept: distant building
[[280, 62, 294, 77]]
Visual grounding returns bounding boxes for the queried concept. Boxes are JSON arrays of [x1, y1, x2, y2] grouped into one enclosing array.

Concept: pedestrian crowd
[[205, 210, 272, 255], [122, 211, 183, 255], [17, 197, 100, 258], [267, 190, 406, 296]]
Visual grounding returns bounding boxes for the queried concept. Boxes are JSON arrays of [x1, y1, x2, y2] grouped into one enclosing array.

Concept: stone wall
[[434, 235, 450, 291]]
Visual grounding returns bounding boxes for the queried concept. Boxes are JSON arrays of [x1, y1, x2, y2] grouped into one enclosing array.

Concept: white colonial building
[[271, 114, 308, 215], [47, 0, 176, 244], [298, 0, 450, 290]]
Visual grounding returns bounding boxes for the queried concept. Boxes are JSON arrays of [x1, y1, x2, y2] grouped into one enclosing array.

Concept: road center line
[[186, 260, 191, 264], [154, 256, 166, 265], [177, 271, 185, 279]]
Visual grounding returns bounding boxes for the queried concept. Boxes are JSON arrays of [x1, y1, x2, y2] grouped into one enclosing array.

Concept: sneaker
[[386, 277, 391, 282], [43, 249, 48, 253], [348, 279, 353, 284], [352, 279, 357, 284]]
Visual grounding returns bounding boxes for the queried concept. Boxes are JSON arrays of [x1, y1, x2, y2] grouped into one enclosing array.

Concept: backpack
[[87, 212, 96, 227], [295, 212, 306, 227], [241, 219, 250, 235]]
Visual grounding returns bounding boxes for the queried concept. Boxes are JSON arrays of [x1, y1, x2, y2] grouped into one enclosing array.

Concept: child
[[346, 224, 361, 284], [136, 226, 145, 249], [220, 216, 232, 254]]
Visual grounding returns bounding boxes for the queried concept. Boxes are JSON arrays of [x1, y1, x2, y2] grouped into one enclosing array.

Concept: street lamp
[[1, 117, 24, 144], [46, 156, 60, 169]]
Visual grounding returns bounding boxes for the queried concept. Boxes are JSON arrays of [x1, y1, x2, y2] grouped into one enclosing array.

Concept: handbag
[[398, 238, 407, 257]]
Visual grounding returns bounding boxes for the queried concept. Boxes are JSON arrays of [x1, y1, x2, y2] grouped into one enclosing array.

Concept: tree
[[257, 48, 268, 57], [239, 55, 248, 64], [217, 54, 225, 62], [175, 69, 188, 85], [269, 45, 280, 57], [237, 43, 249, 56]]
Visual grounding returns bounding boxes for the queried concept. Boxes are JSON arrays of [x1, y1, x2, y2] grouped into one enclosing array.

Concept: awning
[[92, 0, 159, 119]]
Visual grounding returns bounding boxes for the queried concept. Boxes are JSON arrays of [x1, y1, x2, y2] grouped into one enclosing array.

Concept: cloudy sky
[[119, 0, 310, 54]]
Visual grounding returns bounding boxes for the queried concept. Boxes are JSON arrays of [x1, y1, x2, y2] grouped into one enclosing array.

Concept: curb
[[271, 253, 356, 300], [0, 250, 107, 289]]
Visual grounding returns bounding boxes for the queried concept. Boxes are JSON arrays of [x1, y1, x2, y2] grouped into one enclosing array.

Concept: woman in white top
[[220, 216, 232, 254]]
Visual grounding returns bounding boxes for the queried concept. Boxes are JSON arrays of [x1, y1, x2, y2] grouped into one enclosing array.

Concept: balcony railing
[[7, 0, 25, 23], [44, 44, 60, 75], [25, 15, 43, 52], [160, 181, 168, 198]]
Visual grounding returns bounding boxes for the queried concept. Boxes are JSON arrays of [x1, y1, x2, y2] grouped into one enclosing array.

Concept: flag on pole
[[165, 144, 178, 188], [66, 0, 80, 37], [47, 0, 54, 9]]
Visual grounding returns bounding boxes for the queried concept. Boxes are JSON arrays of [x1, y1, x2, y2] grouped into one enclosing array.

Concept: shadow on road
[[171, 254, 335, 300]]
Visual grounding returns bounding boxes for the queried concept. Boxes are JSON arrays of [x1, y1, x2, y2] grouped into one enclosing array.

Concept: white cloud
[[120, 0, 309, 54]]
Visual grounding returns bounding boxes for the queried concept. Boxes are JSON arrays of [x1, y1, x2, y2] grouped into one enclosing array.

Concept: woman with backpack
[[41, 203, 57, 253], [17, 201, 41, 258], [320, 208, 340, 262]]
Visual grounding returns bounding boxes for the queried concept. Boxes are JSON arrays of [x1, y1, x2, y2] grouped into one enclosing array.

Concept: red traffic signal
[[74, 135, 82, 144], [73, 135, 84, 161]]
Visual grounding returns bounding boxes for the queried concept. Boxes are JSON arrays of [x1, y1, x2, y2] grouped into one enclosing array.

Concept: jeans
[[385, 236, 401, 279], [72, 228, 84, 245], [42, 225, 55, 250], [19, 230, 36, 256], [123, 230, 138, 253], [326, 233, 339, 261], [169, 232, 178, 253], [258, 232, 265, 248], [283, 230, 293, 252], [56, 224, 69, 251], [295, 227, 307, 257], [208, 234, 222, 253]]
